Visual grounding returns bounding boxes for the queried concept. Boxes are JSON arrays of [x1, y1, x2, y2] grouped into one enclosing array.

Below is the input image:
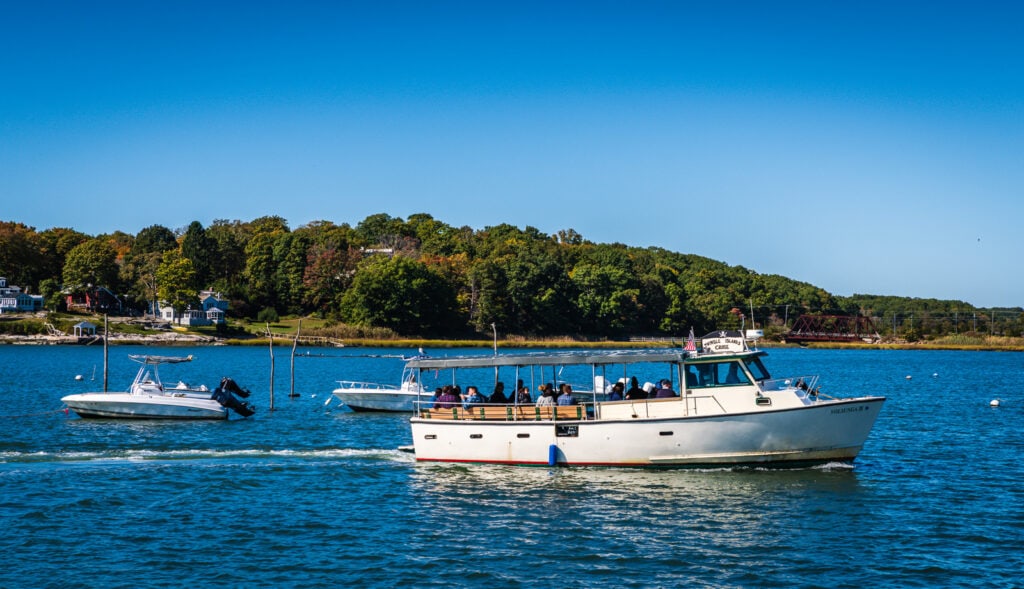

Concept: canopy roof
[[129, 354, 194, 365], [406, 350, 694, 370]]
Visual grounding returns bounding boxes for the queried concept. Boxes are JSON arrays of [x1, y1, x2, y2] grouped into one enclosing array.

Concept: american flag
[[683, 327, 697, 352]]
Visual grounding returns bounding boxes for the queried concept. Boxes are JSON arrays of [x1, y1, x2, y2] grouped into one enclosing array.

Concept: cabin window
[[517, 433, 530, 438], [747, 357, 771, 382], [470, 434, 483, 439], [685, 361, 751, 388]]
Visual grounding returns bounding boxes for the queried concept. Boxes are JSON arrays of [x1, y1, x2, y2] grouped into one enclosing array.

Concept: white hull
[[331, 388, 430, 412], [411, 398, 884, 467], [62, 392, 228, 420]]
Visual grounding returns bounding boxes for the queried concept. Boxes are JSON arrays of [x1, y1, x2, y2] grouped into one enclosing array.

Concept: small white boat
[[408, 330, 886, 468], [61, 355, 255, 420], [332, 362, 429, 412]]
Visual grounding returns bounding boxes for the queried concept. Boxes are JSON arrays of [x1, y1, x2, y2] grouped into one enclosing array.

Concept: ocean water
[[1, 345, 1021, 588]]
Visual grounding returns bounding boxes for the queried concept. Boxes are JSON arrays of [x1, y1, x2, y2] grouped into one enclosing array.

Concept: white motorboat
[[62, 355, 255, 420], [408, 331, 885, 468], [332, 362, 429, 412]]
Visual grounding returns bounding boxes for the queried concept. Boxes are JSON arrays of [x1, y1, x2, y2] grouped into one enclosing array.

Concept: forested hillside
[[1, 215, 1020, 338]]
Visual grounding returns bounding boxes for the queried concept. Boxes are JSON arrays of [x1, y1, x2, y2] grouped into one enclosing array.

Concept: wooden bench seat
[[418, 404, 586, 421]]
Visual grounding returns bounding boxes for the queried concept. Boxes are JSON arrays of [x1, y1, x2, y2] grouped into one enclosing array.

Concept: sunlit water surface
[[1, 345, 1021, 588]]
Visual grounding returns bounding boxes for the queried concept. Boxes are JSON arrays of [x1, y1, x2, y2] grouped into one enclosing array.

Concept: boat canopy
[[128, 354, 194, 365], [405, 350, 689, 370]]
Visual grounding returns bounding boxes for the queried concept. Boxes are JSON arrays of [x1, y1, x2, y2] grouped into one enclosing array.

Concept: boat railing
[[335, 380, 404, 391], [760, 375, 819, 393]]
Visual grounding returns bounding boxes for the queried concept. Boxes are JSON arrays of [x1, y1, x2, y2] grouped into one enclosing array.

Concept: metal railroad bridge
[[785, 315, 880, 344]]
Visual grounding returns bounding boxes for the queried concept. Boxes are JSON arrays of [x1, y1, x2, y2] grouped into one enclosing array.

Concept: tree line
[[1, 215, 1020, 338]]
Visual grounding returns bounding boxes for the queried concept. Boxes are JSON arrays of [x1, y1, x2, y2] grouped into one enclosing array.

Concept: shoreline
[[2, 332, 1023, 352]]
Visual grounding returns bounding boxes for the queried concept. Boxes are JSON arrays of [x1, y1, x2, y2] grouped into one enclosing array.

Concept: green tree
[[180, 221, 212, 289], [156, 254, 198, 316], [353, 213, 407, 248], [341, 255, 458, 335], [38, 278, 64, 311], [570, 263, 640, 336], [273, 232, 312, 315], [37, 227, 89, 286], [62, 239, 119, 292], [0, 221, 41, 288], [132, 224, 178, 255], [243, 225, 287, 312], [206, 219, 249, 294]]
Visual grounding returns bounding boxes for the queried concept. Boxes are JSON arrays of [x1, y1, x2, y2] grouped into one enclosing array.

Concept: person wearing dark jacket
[[489, 382, 508, 404], [624, 376, 647, 400]]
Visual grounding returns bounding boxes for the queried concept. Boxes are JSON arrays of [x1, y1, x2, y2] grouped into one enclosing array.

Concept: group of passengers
[[605, 376, 679, 401], [431, 379, 581, 410]]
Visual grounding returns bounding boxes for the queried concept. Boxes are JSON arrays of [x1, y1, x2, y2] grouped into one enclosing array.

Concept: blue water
[[1, 345, 1022, 588]]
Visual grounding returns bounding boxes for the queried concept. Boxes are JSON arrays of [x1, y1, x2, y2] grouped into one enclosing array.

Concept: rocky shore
[[0, 332, 218, 345]]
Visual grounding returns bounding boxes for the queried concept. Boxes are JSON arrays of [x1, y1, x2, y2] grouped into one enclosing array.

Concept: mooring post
[[289, 319, 301, 398], [267, 323, 275, 412], [103, 314, 109, 392]]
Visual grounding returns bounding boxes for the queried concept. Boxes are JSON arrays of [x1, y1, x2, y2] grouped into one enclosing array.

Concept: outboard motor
[[219, 377, 251, 398], [212, 377, 256, 417]]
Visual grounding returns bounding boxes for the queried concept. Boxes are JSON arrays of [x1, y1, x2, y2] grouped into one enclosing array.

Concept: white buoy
[[74, 375, 84, 381], [932, 373, 938, 378], [990, 399, 1000, 407], [905, 375, 912, 380]]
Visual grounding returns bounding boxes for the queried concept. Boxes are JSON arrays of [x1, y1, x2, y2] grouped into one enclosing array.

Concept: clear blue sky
[[2, 1, 1022, 308]]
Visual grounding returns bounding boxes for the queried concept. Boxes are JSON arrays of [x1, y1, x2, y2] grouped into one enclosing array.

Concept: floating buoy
[[932, 373, 938, 378], [74, 375, 84, 381], [990, 399, 1000, 407], [905, 375, 912, 380]]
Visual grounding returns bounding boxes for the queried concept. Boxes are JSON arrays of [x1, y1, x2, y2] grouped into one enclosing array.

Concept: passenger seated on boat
[[556, 384, 577, 406], [654, 379, 678, 398], [608, 382, 624, 401], [624, 377, 647, 400], [536, 384, 556, 406], [430, 387, 444, 409], [515, 385, 532, 405], [435, 385, 460, 409], [489, 382, 509, 404], [463, 386, 485, 408]]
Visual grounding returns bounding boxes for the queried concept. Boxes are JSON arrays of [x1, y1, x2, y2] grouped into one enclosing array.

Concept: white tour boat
[[62, 355, 255, 420], [408, 331, 885, 468]]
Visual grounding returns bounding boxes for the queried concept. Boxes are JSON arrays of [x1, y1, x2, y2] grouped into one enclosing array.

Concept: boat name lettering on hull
[[831, 405, 870, 414]]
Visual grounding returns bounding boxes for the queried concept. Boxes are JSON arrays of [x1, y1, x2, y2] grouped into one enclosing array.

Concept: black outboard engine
[[219, 377, 251, 398], [212, 377, 256, 417]]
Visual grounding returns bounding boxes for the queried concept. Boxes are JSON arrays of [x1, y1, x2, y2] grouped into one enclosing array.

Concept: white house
[[73, 321, 97, 337], [0, 277, 44, 314], [158, 289, 230, 326]]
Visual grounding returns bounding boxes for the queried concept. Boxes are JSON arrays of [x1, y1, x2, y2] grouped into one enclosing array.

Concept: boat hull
[[331, 389, 430, 412], [62, 393, 228, 420], [410, 397, 884, 468]]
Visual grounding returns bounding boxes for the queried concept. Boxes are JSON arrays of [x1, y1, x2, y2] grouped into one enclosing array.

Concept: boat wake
[[0, 447, 413, 465]]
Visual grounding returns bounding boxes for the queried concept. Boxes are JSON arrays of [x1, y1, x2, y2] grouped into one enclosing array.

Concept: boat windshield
[[746, 357, 771, 382]]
